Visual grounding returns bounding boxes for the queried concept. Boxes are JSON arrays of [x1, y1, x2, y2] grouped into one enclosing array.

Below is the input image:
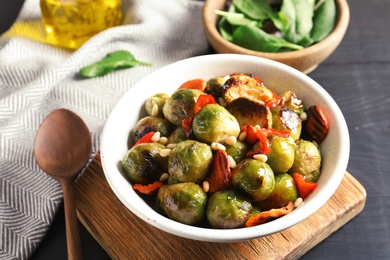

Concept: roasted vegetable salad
[[121, 73, 329, 229]]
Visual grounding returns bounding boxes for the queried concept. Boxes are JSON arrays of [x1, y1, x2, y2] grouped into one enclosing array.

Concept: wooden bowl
[[203, 0, 350, 74]]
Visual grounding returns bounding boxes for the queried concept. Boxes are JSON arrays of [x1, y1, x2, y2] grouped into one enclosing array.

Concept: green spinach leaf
[[80, 50, 152, 78], [233, 0, 270, 21], [311, 0, 336, 42], [215, 10, 258, 27], [280, 0, 314, 44], [232, 24, 303, 52]]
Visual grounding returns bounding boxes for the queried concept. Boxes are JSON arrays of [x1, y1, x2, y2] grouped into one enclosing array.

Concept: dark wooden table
[[2, 0, 389, 259]]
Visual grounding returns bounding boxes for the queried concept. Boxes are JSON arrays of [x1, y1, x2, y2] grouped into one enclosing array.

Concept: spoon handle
[[62, 180, 83, 260]]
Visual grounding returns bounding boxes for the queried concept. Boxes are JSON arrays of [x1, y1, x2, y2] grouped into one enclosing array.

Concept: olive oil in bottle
[[40, 0, 122, 49]]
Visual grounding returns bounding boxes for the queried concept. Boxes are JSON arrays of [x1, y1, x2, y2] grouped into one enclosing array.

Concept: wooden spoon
[[34, 108, 92, 260]]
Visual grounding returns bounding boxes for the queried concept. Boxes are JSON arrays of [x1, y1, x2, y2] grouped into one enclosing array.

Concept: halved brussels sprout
[[225, 139, 251, 164], [205, 76, 227, 101], [222, 74, 274, 104], [168, 140, 213, 184], [225, 97, 272, 128], [267, 136, 296, 174], [289, 140, 321, 182], [192, 104, 240, 144], [122, 142, 168, 185], [157, 183, 207, 225], [271, 106, 302, 141], [257, 173, 298, 211], [207, 189, 252, 229], [232, 159, 275, 201], [167, 126, 188, 144], [145, 93, 170, 118], [279, 91, 304, 115], [132, 116, 174, 142], [163, 89, 203, 126]]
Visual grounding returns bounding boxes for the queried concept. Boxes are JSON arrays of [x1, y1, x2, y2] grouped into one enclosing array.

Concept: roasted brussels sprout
[[207, 189, 252, 229], [122, 142, 168, 185], [132, 116, 174, 142], [289, 140, 321, 182], [168, 140, 213, 184], [225, 97, 272, 128], [163, 89, 203, 126], [267, 136, 296, 174], [257, 173, 298, 211], [145, 93, 169, 118], [167, 126, 188, 144], [271, 106, 302, 141], [232, 159, 275, 201], [222, 74, 274, 104], [279, 91, 304, 115], [157, 183, 207, 225], [225, 140, 251, 164], [205, 76, 227, 101], [192, 104, 240, 144]]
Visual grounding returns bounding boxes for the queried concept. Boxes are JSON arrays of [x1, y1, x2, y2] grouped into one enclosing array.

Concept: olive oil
[[40, 0, 122, 49]]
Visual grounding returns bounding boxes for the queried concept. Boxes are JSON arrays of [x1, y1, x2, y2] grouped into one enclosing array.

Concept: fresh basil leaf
[[281, 0, 314, 44], [80, 50, 152, 78], [232, 24, 303, 52], [233, 0, 270, 21], [311, 0, 336, 42]]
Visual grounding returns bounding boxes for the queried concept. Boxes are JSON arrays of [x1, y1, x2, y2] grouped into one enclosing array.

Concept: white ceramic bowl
[[100, 54, 350, 242]]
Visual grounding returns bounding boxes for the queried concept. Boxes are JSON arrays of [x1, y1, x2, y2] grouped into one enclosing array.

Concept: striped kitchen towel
[[0, 0, 209, 259]]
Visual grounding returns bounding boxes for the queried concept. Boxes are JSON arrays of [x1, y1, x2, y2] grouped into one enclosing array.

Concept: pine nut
[[238, 132, 247, 141], [294, 197, 304, 208], [166, 143, 177, 149], [224, 136, 237, 146], [253, 154, 268, 162], [160, 148, 171, 157], [218, 97, 226, 106], [202, 181, 210, 193], [300, 111, 307, 121], [151, 132, 160, 142], [159, 173, 169, 182], [211, 142, 226, 151], [227, 155, 236, 168], [151, 104, 159, 117], [158, 136, 168, 145]]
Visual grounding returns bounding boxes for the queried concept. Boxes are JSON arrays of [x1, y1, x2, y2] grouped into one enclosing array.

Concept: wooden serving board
[[74, 153, 366, 259]]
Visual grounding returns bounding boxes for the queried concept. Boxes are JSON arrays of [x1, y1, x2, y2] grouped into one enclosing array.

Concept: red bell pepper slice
[[194, 94, 216, 114], [241, 125, 290, 156], [245, 201, 294, 227], [181, 94, 216, 135], [292, 173, 317, 199], [253, 76, 263, 85], [178, 79, 207, 91], [133, 131, 155, 147], [265, 89, 281, 109], [133, 181, 164, 195], [181, 115, 194, 134], [260, 128, 290, 138]]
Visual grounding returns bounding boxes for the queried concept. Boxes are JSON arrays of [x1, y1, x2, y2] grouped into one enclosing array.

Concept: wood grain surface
[[74, 153, 366, 260]]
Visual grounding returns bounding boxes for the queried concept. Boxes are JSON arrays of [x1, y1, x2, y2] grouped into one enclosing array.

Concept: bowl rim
[[100, 54, 350, 242]]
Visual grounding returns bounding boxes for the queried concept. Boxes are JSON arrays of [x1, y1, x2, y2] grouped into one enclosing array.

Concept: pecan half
[[305, 105, 329, 144], [205, 149, 232, 193]]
